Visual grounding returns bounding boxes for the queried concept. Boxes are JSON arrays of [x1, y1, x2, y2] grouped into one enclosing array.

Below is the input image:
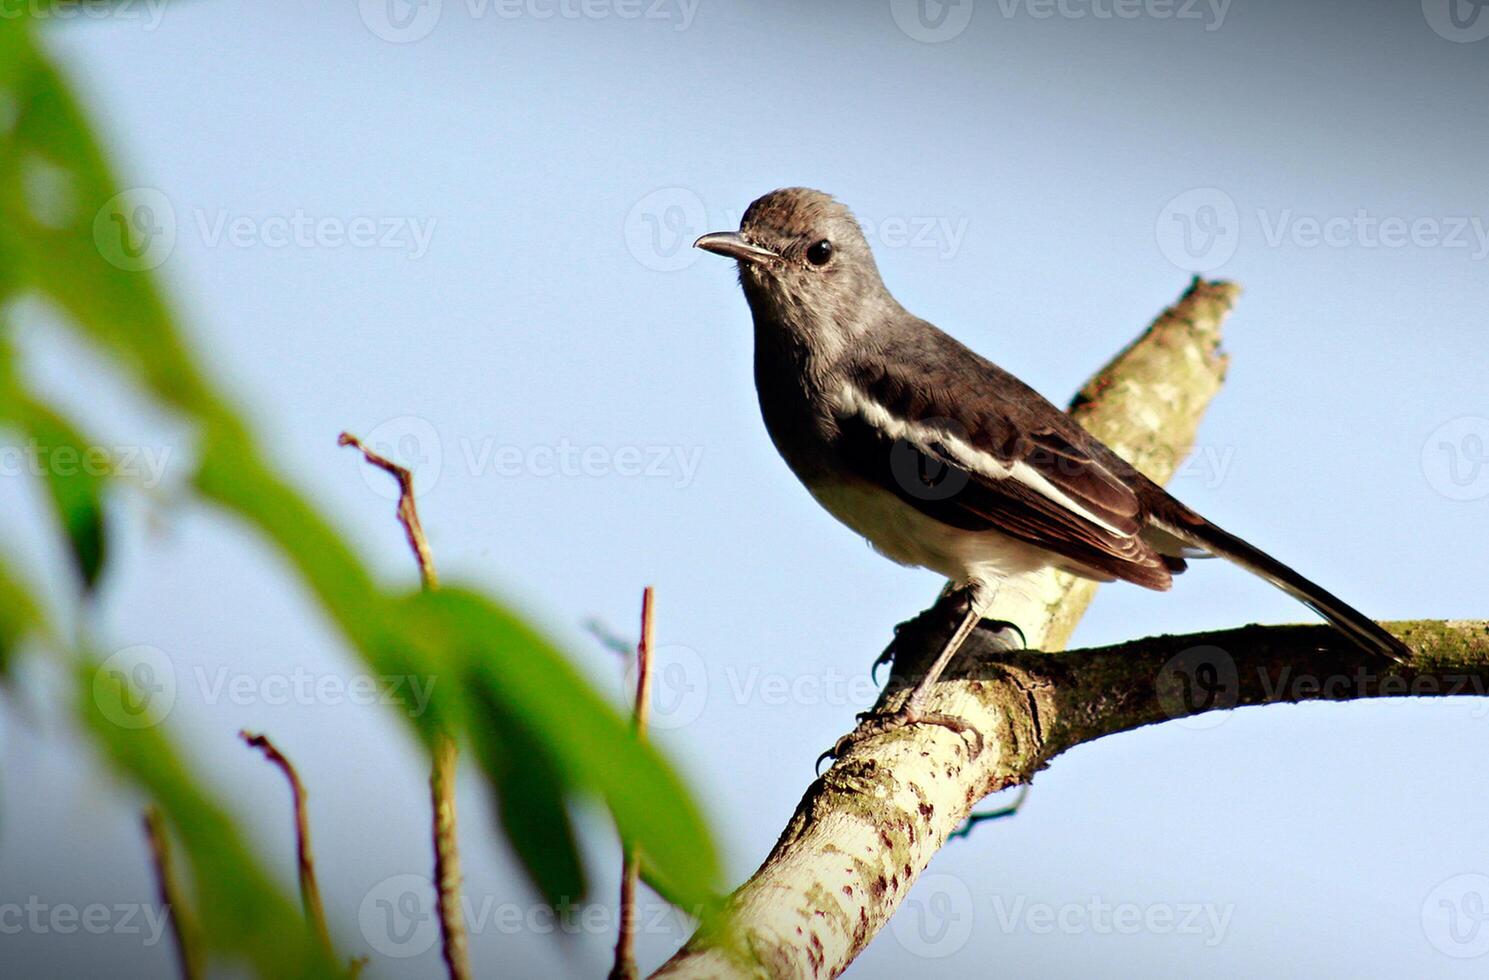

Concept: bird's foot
[[816, 705, 984, 773], [869, 625, 906, 685]]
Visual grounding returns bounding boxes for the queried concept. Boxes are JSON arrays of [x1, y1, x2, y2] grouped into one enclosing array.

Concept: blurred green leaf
[[82, 659, 343, 979], [0, 335, 108, 592], [0, 26, 234, 427], [0, 557, 48, 678], [2, 10, 723, 932], [466, 683, 586, 905], [19, 399, 109, 591], [402, 588, 722, 911]]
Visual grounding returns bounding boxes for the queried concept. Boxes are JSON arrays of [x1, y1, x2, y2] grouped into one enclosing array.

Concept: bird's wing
[[834, 355, 1176, 589]]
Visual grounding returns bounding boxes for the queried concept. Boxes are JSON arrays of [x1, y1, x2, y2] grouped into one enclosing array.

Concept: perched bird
[[695, 187, 1408, 751]]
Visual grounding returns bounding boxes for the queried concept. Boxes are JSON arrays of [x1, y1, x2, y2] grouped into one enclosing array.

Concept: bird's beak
[[694, 231, 778, 265]]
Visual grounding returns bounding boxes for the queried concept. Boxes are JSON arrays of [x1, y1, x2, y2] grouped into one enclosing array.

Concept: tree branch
[[142, 806, 204, 980], [610, 585, 657, 980], [339, 430, 469, 980], [238, 730, 333, 956], [650, 279, 1480, 979]]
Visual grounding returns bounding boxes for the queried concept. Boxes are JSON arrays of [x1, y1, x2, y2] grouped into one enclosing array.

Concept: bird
[[693, 187, 1410, 753]]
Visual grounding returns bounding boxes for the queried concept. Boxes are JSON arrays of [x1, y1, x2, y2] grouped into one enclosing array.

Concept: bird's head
[[695, 188, 895, 350]]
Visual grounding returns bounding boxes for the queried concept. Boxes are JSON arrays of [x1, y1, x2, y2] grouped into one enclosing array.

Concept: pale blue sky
[[4, 0, 1489, 976]]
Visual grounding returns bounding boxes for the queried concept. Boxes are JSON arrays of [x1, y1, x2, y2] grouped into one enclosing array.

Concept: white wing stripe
[[835, 384, 1131, 539]]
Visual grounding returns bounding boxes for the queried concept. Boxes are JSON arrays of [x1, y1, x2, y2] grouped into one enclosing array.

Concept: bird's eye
[[806, 239, 833, 266]]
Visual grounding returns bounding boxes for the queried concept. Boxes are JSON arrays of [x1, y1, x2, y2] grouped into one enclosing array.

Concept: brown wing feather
[[841, 358, 1174, 589]]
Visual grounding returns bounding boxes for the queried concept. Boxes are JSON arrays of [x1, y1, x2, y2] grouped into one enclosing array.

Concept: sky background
[[4, 0, 1489, 976]]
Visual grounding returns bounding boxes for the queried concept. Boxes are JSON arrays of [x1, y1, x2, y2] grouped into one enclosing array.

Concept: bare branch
[[340, 429, 468, 980], [238, 730, 333, 955], [338, 431, 439, 589], [429, 733, 470, 980], [610, 586, 656, 980], [142, 807, 204, 980]]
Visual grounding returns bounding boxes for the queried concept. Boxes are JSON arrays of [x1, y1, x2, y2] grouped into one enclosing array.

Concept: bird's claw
[[816, 706, 984, 774]]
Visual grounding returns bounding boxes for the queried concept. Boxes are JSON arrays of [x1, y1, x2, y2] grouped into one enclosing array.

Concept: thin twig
[[142, 807, 204, 980], [338, 431, 439, 589], [609, 586, 656, 980], [238, 730, 333, 955], [341, 429, 469, 980], [429, 733, 469, 980]]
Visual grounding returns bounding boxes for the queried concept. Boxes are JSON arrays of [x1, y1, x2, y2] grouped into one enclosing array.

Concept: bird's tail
[[1148, 505, 1410, 664]]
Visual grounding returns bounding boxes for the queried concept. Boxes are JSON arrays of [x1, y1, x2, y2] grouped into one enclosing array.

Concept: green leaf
[[0, 337, 108, 592], [402, 588, 722, 912], [81, 658, 343, 979], [3, 13, 723, 927], [0, 25, 234, 427], [466, 682, 586, 905], [19, 399, 109, 591], [0, 555, 48, 678]]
